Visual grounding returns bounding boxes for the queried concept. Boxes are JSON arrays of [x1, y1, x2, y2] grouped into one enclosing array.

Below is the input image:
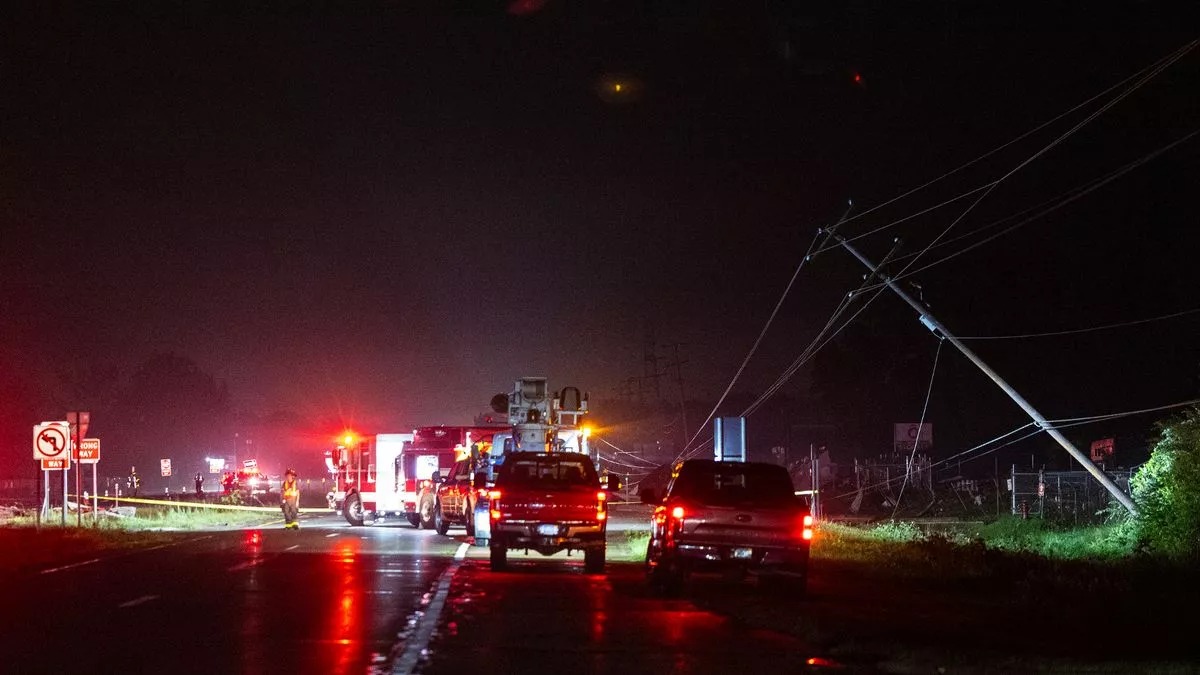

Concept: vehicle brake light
[[802, 513, 814, 541], [488, 489, 502, 520], [596, 491, 608, 521], [671, 506, 685, 520]]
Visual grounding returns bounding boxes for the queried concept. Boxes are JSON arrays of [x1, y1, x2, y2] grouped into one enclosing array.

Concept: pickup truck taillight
[[801, 514, 814, 541], [596, 490, 607, 522], [488, 489, 502, 521]]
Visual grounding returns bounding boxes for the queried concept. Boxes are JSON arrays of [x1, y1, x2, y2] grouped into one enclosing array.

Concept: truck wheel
[[406, 513, 421, 528], [464, 498, 476, 536], [489, 545, 507, 571], [343, 492, 365, 527], [584, 545, 606, 574], [418, 494, 435, 529], [434, 501, 450, 536]]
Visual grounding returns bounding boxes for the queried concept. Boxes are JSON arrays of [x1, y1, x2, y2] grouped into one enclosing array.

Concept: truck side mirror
[[605, 474, 623, 491], [431, 470, 442, 484], [639, 488, 657, 504]]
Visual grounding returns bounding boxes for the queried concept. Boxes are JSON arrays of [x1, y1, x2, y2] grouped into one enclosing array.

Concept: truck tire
[[434, 501, 450, 536], [343, 492, 365, 527], [584, 545, 605, 574], [464, 497, 475, 536], [489, 545, 507, 571], [418, 494, 436, 529], [406, 513, 421, 528]]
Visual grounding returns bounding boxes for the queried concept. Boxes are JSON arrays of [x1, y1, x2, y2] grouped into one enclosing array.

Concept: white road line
[[118, 595, 159, 608], [227, 559, 265, 572], [285, 544, 300, 551], [38, 534, 214, 575], [40, 558, 100, 575], [391, 542, 469, 674]]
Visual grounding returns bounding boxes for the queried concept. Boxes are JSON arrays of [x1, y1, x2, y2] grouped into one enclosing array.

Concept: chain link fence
[[1010, 466, 1134, 524]]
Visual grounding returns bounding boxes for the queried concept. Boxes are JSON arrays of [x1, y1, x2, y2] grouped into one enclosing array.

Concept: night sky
[[3, 2, 1197, 479]]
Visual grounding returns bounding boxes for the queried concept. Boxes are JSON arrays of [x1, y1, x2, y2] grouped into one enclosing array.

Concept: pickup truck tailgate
[[680, 505, 800, 547], [501, 485, 600, 522]]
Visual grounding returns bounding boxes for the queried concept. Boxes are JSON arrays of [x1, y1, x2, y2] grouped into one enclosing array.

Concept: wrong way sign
[[76, 438, 101, 464], [161, 458, 172, 477], [34, 421, 72, 460]]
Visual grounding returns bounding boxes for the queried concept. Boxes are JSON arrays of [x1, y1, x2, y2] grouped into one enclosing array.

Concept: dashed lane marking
[[118, 595, 159, 609], [40, 558, 100, 575], [285, 544, 300, 551]]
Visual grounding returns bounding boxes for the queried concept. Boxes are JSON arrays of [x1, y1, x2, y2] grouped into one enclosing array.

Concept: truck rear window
[[671, 463, 795, 506], [499, 456, 598, 487]]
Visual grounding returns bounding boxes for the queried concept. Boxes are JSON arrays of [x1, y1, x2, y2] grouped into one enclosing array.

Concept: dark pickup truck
[[487, 451, 612, 573], [642, 459, 813, 595]]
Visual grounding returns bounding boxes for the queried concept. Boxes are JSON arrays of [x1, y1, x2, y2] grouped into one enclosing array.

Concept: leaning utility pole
[[825, 231, 1138, 516]]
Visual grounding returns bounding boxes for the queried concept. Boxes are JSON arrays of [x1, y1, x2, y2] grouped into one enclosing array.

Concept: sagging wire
[[808, 37, 1200, 258], [890, 336, 944, 520]]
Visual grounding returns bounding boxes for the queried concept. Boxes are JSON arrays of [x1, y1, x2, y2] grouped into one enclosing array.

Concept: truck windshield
[[671, 463, 795, 506], [500, 456, 597, 487]]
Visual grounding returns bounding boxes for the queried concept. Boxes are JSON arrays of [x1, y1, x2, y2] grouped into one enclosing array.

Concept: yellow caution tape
[[79, 495, 335, 514]]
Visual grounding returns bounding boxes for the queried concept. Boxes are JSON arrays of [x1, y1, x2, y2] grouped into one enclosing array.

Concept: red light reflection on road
[[659, 609, 724, 646], [328, 538, 362, 675], [588, 577, 610, 643]]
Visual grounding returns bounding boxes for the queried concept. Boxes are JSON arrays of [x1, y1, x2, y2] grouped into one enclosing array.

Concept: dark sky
[[3, 2, 1198, 472]]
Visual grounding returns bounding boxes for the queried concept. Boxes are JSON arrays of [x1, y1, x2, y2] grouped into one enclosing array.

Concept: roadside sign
[[41, 458, 70, 471], [894, 423, 933, 452], [66, 411, 90, 441], [161, 458, 172, 477], [76, 438, 101, 464], [34, 421, 72, 460], [1090, 438, 1114, 463], [243, 458, 258, 471]]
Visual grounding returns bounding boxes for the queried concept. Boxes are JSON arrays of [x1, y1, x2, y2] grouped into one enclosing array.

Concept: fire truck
[[325, 433, 415, 527]]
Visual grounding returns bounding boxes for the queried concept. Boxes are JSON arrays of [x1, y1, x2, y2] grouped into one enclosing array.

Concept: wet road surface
[[419, 550, 833, 675], [3, 514, 460, 674]]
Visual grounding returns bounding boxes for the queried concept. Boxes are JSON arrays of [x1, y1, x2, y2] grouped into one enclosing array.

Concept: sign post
[[67, 412, 90, 526], [78, 438, 101, 521]]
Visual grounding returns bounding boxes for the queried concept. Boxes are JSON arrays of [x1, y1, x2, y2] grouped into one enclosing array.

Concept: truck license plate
[[536, 524, 559, 536], [732, 547, 753, 559]]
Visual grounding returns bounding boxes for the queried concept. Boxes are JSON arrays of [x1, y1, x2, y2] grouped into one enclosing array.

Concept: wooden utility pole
[[826, 231, 1138, 516]]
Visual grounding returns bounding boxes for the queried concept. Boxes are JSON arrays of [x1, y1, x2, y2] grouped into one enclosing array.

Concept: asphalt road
[[2, 514, 459, 674], [4, 507, 840, 675]]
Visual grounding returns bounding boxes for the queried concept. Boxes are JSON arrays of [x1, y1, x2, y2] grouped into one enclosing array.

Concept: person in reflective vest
[[281, 468, 301, 529]]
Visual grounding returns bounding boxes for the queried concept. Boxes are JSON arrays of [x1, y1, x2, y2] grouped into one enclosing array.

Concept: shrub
[[1130, 407, 1200, 559]]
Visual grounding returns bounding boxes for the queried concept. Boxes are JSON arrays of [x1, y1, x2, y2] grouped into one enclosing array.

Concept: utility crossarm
[[824, 231, 1138, 516]]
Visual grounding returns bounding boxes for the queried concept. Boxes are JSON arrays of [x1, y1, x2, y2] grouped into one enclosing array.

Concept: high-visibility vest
[[283, 479, 299, 499]]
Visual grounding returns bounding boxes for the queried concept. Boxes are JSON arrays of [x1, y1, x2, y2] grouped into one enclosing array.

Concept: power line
[[891, 337, 944, 518], [887, 40, 1195, 286], [809, 38, 1199, 257], [865, 127, 1200, 290], [677, 226, 828, 459], [958, 306, 1200, 341], [1047, 398, 1200, 426]]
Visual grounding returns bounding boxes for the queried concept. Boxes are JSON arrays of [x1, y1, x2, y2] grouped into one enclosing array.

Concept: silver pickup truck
[[641, 459, 813, 596]]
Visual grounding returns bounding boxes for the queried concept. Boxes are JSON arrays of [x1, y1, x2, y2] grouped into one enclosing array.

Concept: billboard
[[894, 423, 933, 452]]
